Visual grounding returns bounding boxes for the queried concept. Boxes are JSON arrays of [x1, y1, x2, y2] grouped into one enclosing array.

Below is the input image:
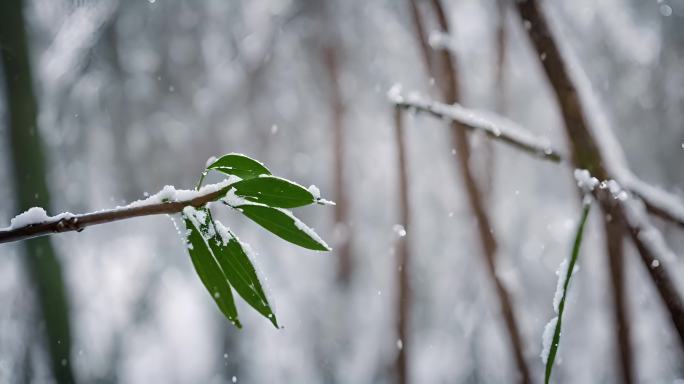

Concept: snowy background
[[1, 0, 683, 382]]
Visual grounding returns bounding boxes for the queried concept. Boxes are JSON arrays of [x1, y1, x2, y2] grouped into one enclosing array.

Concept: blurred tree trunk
[[393, 107, 411, 384], [408, 1, 531, 381], [511, 1, 675, 381], [603, 210, 634, 383], [321, 44, 353, 284], [0, 1, 75, 383]]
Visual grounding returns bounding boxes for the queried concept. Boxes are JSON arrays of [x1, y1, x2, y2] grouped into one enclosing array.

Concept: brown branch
[[393, 106, 411, 384], [393, 96, 565, 163], [391, 96, 684, 229], [0, 185, 231, 244], [322, 42, 354, 284], [408, 1, 531, 382], [603, 206, 634, 383], [512, 0, 682, 371]]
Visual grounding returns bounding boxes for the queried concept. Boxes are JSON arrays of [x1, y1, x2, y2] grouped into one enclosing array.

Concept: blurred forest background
[[1, 0, 683, 382]]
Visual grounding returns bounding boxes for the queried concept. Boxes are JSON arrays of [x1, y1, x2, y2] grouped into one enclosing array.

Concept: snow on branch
[[0, 181, 233, 244], [390, 89, 684, 228], [620, 173, 684, 229], [389, 89, 566, 163]]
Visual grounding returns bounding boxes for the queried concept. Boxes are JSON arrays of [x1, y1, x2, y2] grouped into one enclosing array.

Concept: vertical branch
[[0, 0, 75, 382], [603, 212, 634, 384], [322, 44, 353, 284], [408, 1, 531, 381], [511, 0, 682, 374], [494, 0, 508, 114], [393, 107, 411, 384]]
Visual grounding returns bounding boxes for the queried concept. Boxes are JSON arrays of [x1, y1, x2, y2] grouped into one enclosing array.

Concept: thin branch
[[409, 0, 531, 381], [621, 174, 684, 230], [393, 106, 412, 384], [391, 94, 684, 228], [0, 183, 232, 244], [603, 206, 634, 383], [392, 94, 565, 163], [511, 0, 683, 363]]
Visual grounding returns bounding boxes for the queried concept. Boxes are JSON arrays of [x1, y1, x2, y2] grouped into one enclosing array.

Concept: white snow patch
[[307, 185, 321, 199], [574, 169, 599, 192], [541, 316, 558, 364], [205, 156, 217, 168], [286, 208, 331, 251], [127, 178, 238, 209], [553, 259, 569, 314], [6, 207, 74, 229], [393, 224, 407, 238], [387, 83, 403, 103]]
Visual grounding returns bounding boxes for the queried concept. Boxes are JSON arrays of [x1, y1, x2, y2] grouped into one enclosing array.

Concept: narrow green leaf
[[237, 205, 330, 251], [183, 207, 242, 328], [207, 153, 271, 180], [544, 203, 591, 384], [208, 219, 279, 328], [230, 176, 315, 208]]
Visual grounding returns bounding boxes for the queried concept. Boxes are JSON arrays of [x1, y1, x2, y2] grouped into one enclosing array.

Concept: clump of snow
[[213, 220, 234, 246], [393, 224, 407, 238], [387, 83, 403, 103], [428, 30, 454, 51], [541, 316, 558, 364], [127, 178, 238, 209], [223, 187, 250, 207], [182, 206, 202, 229], [205, 156, 217, 168], [6, 207, 74, 230], [553, 259, 569, 313], [307, 185, 321, 199], [574, 169, 598, 192], [10, 207, 50, 228]]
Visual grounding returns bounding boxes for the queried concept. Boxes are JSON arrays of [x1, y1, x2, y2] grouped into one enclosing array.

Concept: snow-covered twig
[[391, 94, 565, 163], [621, 174, 684, 229], [391, 94, 684, 228], [0, 181, 233, 244], [574, 171, 684, 345]]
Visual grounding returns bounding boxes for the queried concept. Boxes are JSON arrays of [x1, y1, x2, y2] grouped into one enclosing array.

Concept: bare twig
[[322, 43, 354, 284], [393, 106, 412, 384], [603, 206, 634, 383], [0, 184, 231, 244]]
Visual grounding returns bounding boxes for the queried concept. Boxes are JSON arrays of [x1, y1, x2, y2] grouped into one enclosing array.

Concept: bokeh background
[[1, 0, 683, 382]]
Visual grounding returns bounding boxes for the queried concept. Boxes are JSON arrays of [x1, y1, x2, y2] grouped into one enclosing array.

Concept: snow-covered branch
[[390, 91, 565, 163], [390, 92, 684, 228], [0, 181, 233, 244]]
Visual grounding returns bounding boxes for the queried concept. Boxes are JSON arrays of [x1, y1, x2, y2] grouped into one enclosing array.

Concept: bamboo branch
[[0, 183, 232, 244], [392, 95, 565, 163], [391, 95, 684, 229]]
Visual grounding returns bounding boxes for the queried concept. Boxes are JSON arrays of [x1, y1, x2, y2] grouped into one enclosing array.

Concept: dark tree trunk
[[0, 0, 75, 382]]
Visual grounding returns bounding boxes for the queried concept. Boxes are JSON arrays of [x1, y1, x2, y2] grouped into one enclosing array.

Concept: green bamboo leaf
[[543, 202, 591, 384], [230, 176, 315, 208], [237, 205, 330, 251], [183, 207, 241, 328], [207, 153, 271, 180], [208, 219, 279, 328]]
